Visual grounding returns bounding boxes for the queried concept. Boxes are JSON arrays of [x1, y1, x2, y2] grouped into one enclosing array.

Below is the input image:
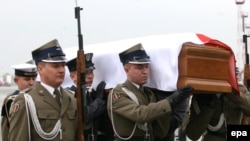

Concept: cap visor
[[42, 56, 66, 63], [128, 58, 151, 64], [86, 66, 95, 71]]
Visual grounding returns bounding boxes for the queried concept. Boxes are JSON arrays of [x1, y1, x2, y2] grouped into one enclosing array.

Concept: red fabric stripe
[[196, 33, 212, 43], [196, 33, 239, 94]]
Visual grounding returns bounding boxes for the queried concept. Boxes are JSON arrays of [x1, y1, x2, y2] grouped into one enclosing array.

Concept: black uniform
[[67, 85, 114, 141]]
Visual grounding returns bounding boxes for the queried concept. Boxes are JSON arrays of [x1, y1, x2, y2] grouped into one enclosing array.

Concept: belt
[[207, 130, 226, 139]]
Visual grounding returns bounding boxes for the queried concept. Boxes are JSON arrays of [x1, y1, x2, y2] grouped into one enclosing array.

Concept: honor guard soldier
[[8, 39, 77, 141], [107, 43, 193, 141], [66, 53, 114, 141], [1, 63, 37, 141], [186, 67, 250, 141]]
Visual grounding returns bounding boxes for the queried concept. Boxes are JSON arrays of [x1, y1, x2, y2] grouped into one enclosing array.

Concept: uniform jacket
[[67, 85, 111, 141], [1, 90, 19, 141], [107, 80, 172, 139], [8, 82, 77, 141], [186, 84, 250, 141], [66, 85, 106, 125]]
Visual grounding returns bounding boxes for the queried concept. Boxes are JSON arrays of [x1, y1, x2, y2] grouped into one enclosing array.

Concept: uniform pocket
[[37, 109, 59, 119], [37, 109, 59, 131], [67, 110, 77, 120]]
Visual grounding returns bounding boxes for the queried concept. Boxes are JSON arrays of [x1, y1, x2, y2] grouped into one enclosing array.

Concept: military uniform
[[66, 85, 109, 141], [108, 80, 171, 140], [186, 84, 250, 141], [9, 82, 77, 141], [151, 89, 190, 141], [1, 91, 19, 141], [8, 39, 78, 141], [1, 63, 37, 141], [66, 53, 114, 141], [107, 43, 175, 141]]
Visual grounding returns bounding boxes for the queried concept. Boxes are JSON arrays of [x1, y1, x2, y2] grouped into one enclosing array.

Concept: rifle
[[75, 6, 85, 141], [242, 34, 250, 125]]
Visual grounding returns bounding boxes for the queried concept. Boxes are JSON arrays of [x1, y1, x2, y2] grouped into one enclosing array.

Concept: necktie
[[139, 85, 144, 93], [54, 89, 61, 106]]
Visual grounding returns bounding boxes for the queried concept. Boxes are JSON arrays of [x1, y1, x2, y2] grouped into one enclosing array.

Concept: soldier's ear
[[13, 77, 18, 84]]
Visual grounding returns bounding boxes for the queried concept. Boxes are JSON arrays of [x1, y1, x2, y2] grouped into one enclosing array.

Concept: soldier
[[65, 53, 114, 141], [1, 63, 37, 141], [186, 67, 250, 141], [8, 39, 77, 141], [107, 43, 193, 141]]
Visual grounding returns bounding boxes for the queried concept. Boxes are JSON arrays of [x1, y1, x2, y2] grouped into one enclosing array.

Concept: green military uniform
[[1, 63, 37, 141], [8, 39, 77, 141], [8, 82, 77, 141], [107, 80, 171, 140], [1, 93, 16, 141], [107, 43, 192, 140], [186, 84, 250, 141]]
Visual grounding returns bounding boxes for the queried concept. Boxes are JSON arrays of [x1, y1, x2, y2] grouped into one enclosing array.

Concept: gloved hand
[[95, 81, 106, 99], [166, 85, 193, 109]]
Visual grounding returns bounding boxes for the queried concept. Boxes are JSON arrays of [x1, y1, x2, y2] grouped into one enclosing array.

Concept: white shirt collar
[[130, 81, 140, 89], [41, 82, 60, 97]]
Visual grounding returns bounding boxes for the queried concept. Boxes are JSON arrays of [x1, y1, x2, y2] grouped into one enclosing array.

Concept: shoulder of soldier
[[3, 93, 14, 102], [20, 87, 33, 94], [62, 88, 76, 99], [64, 88, 75, 95], [111, 84, 124, 93]]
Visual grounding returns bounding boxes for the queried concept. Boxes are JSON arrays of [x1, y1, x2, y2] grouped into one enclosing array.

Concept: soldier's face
[[38, 62, 65, 88], [69, 70, 94, 87], [86, 70, 94, 87], [14, 76, 36, 91], [125, 63, 149, 85]]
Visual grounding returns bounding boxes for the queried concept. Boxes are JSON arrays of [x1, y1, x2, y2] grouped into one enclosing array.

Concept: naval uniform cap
[[11, 63, 37, 77], [66, 53, 95, 72], [31, 39, 66, 65], [26, 60, 35, 65], [119, 43, 151, 65]]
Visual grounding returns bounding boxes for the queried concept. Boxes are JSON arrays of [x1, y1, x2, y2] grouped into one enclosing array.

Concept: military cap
[[26, 60, 35, 64], [66, 53, 95, 72], [31, 39, 66, 65], [11, 63, 37, 77], [119, 43, 150, 65]]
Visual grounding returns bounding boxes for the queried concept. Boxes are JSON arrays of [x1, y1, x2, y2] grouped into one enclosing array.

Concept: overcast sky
[[1, 0, 250, 75]]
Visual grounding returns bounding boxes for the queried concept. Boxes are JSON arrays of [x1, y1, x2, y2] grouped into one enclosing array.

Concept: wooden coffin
[[177, 42, 232, 93]]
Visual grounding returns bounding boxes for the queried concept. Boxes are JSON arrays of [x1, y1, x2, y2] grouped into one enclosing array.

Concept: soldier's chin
[[140, 80, 147, 85]]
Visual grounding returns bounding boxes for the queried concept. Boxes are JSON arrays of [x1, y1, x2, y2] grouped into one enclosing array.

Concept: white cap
[[11, 63, 37, 77]]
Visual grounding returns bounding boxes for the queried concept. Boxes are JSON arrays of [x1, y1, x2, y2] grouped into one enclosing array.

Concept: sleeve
[[186, 95, 216, 140], [110, 87, 171, 124], [84, 91, 106, 123], [1, 97, 10, 141], [8, 94, 29, 141], [225, 85, 250, 116]]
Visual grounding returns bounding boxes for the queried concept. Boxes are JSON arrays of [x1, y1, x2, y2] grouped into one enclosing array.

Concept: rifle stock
[[75, 6, 85, 141]]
